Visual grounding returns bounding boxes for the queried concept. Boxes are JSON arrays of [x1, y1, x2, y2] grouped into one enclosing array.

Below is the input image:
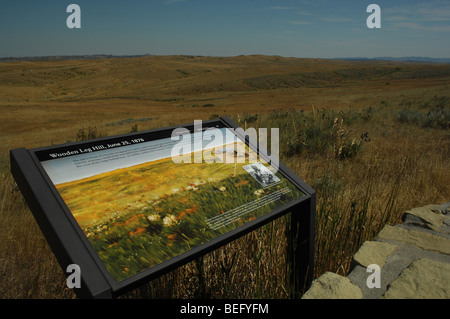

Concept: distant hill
[[0, 54, 151, 62], [2, 54, 450, 64], [337, 57, 450, 64]]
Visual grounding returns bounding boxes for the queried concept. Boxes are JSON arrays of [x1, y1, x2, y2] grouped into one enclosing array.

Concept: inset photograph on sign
[[39, 127, 304, 282], [243, 162, 281, 188]]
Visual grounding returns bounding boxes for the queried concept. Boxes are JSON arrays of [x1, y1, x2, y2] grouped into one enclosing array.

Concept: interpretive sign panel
[[10, 117, 315, 298]]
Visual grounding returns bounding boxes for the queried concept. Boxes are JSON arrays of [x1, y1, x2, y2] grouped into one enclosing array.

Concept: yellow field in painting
[[55, 141, 259, 228]]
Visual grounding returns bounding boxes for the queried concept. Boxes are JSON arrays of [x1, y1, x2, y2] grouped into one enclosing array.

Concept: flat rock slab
[[402, 204, 448, 233], [302, 272, 362, 299], [352, 241, 398, 268], [378, 225, 450, 256], [303, 203, 450, 299], [381, 258, 450, 299]]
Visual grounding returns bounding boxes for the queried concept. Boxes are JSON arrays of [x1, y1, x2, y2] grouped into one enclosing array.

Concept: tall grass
[[396, 94, 450, 129], [396, 108, 450, 129], [313, 164, 401, 275], [1, 92, 449, 298], [249, 108, 365, 160], [0, 174, 75, 298]]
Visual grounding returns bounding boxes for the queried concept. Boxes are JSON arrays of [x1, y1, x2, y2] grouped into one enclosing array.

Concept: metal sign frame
[[10, 117, 315, 299]]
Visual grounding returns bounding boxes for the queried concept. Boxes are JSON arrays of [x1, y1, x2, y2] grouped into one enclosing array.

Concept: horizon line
[[2, 53, 450, 63]]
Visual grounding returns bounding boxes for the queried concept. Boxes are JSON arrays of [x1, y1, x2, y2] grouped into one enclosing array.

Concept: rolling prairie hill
[[0, 54, 449, 298], [1, 55, 450, 153]]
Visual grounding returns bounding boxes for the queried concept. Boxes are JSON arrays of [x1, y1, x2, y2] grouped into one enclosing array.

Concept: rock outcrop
[[302, 202, 450, 299]]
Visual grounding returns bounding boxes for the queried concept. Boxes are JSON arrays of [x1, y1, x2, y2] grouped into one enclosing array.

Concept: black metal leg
[[289, 195, 315, 298]]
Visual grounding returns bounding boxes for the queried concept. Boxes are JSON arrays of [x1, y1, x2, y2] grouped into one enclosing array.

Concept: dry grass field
[[0, 55, 449, 298]]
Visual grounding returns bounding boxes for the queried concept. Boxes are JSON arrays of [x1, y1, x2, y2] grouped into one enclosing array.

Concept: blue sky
[[1, 0, 449, 58]]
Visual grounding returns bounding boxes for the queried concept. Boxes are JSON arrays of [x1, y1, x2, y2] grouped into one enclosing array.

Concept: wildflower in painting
[[163, 214, 177, 227], [167, 233, 177, 240], [188, 182, 201, 191], [254, 189, 264, 196], [234, 180, 249, 188], [219, 186, 226, 192], [129, 227, 146, 236], [147, 214, 160, 222]]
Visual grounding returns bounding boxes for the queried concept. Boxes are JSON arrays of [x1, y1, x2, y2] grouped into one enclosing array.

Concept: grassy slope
[[0, 55, 449, 298]]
